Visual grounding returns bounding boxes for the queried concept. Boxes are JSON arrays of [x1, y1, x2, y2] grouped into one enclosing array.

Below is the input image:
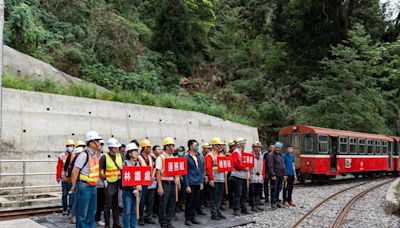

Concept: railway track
[[292, 178, 394, 228], [0, 205, 62, 221], [330, 179, 393, 228]]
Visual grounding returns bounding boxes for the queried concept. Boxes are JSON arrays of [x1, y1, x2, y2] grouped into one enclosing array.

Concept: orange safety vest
[[62, 152, 75, 166], [79, 152, 99, 186]]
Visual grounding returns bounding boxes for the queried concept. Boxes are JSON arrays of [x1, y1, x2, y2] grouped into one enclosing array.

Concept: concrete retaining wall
[[385, 177, 400, 214], [0, 88, 259, 189]]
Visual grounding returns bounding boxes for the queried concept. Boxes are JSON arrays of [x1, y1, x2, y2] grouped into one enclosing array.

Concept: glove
[[104, 180, 108, 188]]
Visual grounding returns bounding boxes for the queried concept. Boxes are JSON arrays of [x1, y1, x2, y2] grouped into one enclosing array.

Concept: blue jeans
[[62, 181, 72, 211], [76, 181, 97, 228], [123, 189, 141, 228]]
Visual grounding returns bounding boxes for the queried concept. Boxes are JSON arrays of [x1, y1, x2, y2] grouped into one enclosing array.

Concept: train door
[[388, 141, 393, 169], [292, 133, 301, 169], [330, 136, 338, 171]]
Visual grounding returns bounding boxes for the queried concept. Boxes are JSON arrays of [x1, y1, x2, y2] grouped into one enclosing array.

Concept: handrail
[[0, 159, 60, 200]]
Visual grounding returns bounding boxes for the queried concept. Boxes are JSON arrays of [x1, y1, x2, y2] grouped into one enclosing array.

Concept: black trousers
[[270, 176, 283, 204], [185, 185, 201, 221], [139, 186, 156, 222], [249, 183, 262, 207], [210, 182, 224, 216], [231, 176, 248, 212], [228, 173, 235, 208], [95, 187, 105, 222], [159, 181, 176, 226], [104, 182, 120, 225], [283, 175, 295, 202], [263, 174, 269, 201]]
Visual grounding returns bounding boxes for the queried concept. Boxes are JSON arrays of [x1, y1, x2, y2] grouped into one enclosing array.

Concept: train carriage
[[278, 125, 397, 183]]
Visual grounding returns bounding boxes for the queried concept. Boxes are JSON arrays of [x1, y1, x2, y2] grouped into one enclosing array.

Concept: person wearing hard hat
[[230, 137, 250, 216], [71, 131, 102, 228], [138, 139, 157, 225], [56, 139, 75, 215], [205, 137, 227, 220], [69, 142, 86, 224], [183, 140, 204, 225], [249, 141, 265, 212], [122, 143, 142, 228], [156, 137, 179, 228], [99, 138, 123, 228], [267, 142, 287, 209], [226, 139, 236, 209]]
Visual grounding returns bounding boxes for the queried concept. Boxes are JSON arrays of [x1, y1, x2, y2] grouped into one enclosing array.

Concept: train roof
[[279, 125, 394, 141]]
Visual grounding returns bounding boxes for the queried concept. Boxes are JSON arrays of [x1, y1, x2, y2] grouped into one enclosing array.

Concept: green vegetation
[[3, 74, 255, 126], [3, 0, 400, 142], [396, 181, 400, 198]]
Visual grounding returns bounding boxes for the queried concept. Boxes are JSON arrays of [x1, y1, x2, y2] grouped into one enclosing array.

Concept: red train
[[278, 125, 400, 183]]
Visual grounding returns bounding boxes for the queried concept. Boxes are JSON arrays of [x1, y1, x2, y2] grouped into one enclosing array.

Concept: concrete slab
[[32, 206, 255, 228], [0, 218, 45, 228]]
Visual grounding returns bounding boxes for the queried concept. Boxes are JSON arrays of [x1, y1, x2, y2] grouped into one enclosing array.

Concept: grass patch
[[396, 181, 400, 197], [2, 75, 257, 126]]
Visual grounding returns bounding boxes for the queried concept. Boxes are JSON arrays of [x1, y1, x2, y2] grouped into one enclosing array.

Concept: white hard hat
[[74, 147, 84, 154], [85, 131, 102, 142], [126, 143, 139, 152], [106, 138, 122, 148]]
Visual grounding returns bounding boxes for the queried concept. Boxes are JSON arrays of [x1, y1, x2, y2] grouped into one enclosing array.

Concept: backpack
[[64, 151, 89, 183]]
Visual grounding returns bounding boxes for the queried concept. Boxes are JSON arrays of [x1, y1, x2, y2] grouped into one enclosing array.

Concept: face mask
[[178, 151, 185, 157], [287, 148, 293, 153], [66, 146, 73, 152], [194, 146, 200, 152]]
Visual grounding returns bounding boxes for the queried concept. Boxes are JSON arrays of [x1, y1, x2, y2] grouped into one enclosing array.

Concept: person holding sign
[[230, 137, 250, 216], [156, 137, 180, 228], [205, 137, 227, 221], [267, 142, 287, 209], [138, 139, 157, 225], [122, 143, 142, 228], [249, 141, 265, 212], [183, 140, 204, 226]]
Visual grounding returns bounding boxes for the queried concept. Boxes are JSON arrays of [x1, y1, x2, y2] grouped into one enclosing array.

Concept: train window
[[304, 134, 314, 152], [339, 137, 348, 154], [382, 141, 388, 154], [358, 139, 366, 154], [318, 135, 329, 153], [293, 134, 300, 149], [375, 140, 382, 154], [349, 138, 357, 154], [367, 140, 376, 154]]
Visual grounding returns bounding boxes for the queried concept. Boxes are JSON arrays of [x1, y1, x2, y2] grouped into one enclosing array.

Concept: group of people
[[56, 131, 297, 228]]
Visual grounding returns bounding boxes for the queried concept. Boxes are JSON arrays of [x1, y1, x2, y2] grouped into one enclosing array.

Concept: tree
[[296, 24, 390, 134], [151, 0, 194, 75]]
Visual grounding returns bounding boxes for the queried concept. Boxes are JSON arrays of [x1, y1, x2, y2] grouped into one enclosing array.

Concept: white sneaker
[[97, 221, 106, 226]]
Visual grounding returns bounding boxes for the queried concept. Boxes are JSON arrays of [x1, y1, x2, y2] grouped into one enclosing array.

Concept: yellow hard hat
[[202, 143, 212, 149], [252, 141, 262, 147], [66, 139, 75, 146], [162, 137, 176, 146], [140, 139, 152, 148], [227, 139, 235, 146], [75, 140, 86, 147], [210, 137, 223, 145], [235, 137, 246, 145]]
